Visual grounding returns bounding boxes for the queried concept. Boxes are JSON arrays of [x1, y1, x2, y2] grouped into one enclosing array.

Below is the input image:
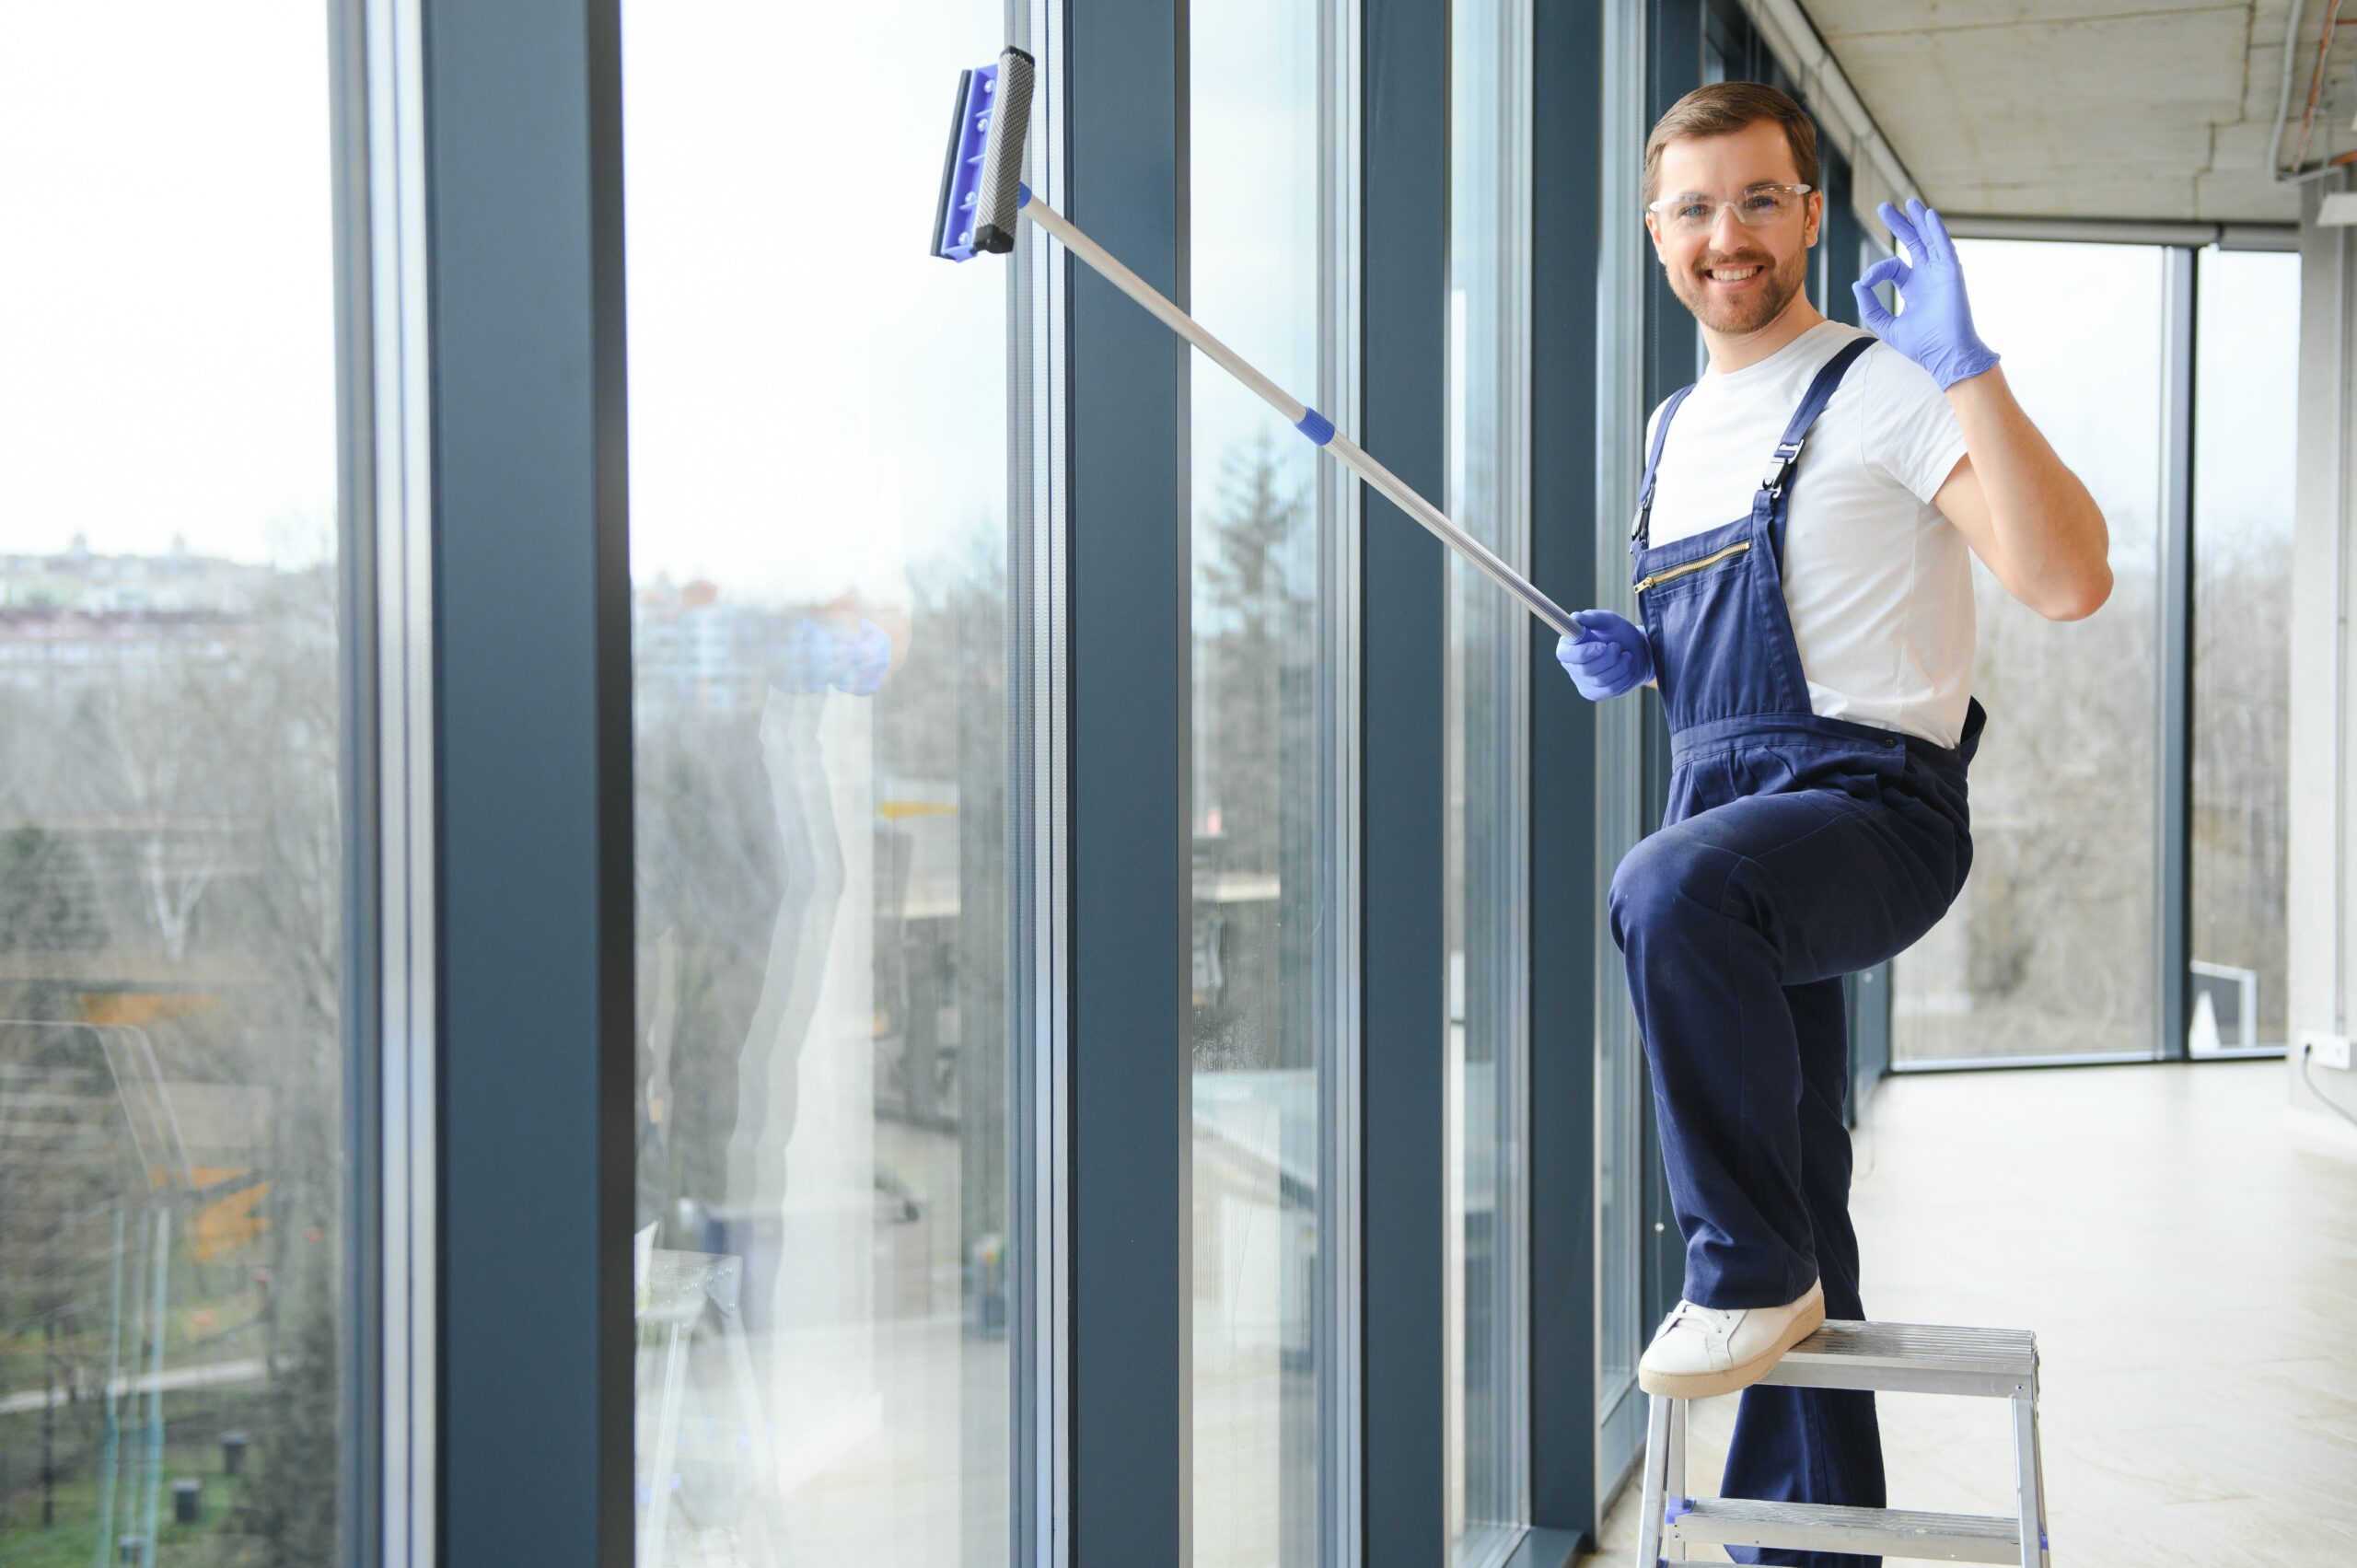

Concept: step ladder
[[1632, 1319, 2049, 1566]]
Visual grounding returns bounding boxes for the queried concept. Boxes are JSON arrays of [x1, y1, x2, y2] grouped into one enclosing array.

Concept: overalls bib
[[1609, 336, 1989, 1565]]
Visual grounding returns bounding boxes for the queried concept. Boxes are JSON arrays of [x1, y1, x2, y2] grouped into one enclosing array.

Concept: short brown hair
[[1643, 82, 1819, 205]]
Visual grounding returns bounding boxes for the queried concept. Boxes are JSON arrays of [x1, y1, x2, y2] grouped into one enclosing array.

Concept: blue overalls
[[1609, 337, 1989, 1566]]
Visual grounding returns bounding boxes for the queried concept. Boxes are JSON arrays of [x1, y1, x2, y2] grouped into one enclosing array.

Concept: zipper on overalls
[[1633, 538, 1751, 595]]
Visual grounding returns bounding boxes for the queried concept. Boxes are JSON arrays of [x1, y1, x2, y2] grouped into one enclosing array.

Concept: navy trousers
[[1607, 710, 1980, 1568]]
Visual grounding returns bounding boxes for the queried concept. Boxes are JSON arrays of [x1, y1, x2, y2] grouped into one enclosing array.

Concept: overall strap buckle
[[1760, 438, 1805, 497]]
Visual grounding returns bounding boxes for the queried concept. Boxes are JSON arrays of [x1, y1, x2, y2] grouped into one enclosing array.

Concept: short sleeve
[[1861, 343, 1969, 506]]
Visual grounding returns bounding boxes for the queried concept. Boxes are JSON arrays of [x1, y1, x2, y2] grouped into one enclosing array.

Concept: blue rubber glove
[[1852, 199, 2001, 391], [784, 615, 891, 695], [1554, 609, 1653, 701], [833, 617, 891, 696], [785, 615, 836, 693]]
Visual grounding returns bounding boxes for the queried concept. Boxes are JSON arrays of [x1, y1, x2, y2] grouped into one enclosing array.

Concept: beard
[[1668, 242, 1808, 336]]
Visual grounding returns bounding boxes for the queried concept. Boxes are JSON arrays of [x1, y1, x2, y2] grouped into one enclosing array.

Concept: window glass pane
[[1187, 4, 1333, 1564], [1445, 0, 1527, 1556], [622, 7, 1017, 1562], [1892, 239, 2165, 1063], [2190, 248, 2298, 1054], [0, 10, 344, 1562]]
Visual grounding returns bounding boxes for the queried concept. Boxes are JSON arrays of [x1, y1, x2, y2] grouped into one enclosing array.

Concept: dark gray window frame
[[416, 2, 637, 1564], [1359, 0, 1448, 1562], [1063, 0, 1190, 1562], [1519, 2, 1608, 1561]]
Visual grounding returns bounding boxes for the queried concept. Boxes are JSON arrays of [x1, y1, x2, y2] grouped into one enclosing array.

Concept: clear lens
[[1662, 186, 1801, 235]]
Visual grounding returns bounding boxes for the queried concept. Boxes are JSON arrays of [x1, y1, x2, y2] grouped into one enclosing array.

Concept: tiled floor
[[1574, 1058, 2357, 1566]]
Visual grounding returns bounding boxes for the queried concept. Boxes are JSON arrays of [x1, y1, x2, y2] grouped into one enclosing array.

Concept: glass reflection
[[623, 6, 1016, 1563], [1188, 3, 1332, 1564]]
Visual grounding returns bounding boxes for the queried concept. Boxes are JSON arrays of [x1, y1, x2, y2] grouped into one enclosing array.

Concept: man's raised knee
[[1608, 830, 1736, 949]]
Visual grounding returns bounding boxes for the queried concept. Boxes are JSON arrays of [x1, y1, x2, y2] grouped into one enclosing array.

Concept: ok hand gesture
[[1852, 198, 2001, 392]]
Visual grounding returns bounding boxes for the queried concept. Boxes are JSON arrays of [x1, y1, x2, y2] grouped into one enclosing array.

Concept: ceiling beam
[[1941, 213, 2302, 251]]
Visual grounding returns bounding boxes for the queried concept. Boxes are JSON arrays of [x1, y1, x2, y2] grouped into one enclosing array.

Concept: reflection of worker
[[635, 611, 889, 1318], [1558, 84, 2109, 1551], [720, 612, 889, 1281], [632, 609, 892, 1561]]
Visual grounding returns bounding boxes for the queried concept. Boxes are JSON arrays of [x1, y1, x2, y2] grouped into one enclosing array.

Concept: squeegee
[[933, 47, 1582, 641]]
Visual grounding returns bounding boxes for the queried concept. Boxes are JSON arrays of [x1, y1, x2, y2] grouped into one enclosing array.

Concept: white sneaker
[[1637, 1277, 1826, 1398]]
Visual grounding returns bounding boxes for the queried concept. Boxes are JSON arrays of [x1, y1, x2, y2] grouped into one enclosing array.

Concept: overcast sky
[[0, 4, 338, 567], [0, 5, 2301, 596]]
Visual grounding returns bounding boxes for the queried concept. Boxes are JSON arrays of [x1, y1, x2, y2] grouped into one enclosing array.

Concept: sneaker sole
[[1635, 1289, 1827, 1400]]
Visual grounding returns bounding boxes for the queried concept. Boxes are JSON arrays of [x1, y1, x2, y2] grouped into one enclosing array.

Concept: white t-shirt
[[1643, 319, 1975, 748]]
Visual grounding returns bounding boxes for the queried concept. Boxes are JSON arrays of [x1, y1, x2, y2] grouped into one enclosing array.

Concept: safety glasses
[[1646, 182, 1813, 237]]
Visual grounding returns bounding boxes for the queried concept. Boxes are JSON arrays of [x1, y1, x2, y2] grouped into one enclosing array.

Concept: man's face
[[1645, 119, 1820, 337]]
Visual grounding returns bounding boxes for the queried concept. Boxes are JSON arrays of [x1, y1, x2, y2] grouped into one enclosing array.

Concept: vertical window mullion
[[2159, 246, 2199, 1061], [333, 0, 438, 1562], [1359, 0, 1449, 1562], [1064, 0, 1188, 1562], [1526, 0, 1608, 1550], [1010, 4, 1068, 1562], [422, 1, 634, 1562]]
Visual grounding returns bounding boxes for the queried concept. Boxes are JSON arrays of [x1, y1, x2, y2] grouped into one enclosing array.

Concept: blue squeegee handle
[[1016, 186, 1580, 642]]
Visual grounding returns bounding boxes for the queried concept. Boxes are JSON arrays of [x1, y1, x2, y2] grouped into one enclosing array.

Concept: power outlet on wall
[[2304, 1032, 2355, 1072]]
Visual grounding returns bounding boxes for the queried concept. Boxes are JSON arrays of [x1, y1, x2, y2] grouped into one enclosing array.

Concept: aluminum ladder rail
[[1631, 1319, 2050, 1566]]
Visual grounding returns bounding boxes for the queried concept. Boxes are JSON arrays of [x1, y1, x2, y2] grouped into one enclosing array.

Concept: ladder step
[[1761, 1318, 2038, 1398], [1666, 1495, 2026, 1563]]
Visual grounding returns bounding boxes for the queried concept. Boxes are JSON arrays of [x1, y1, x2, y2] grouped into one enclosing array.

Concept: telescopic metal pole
[[1017, 192, 1582, 642]]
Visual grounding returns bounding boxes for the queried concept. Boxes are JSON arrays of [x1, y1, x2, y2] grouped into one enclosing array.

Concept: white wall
[[2285, 178, 2357, 1156]]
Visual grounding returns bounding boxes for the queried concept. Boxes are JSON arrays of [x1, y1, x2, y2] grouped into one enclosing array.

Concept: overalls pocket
[[1640, 540, 1773, 718], [1634, 538, 1752, 600]]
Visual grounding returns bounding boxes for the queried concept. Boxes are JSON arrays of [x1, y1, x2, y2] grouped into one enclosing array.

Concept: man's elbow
[[2035, 500, 2113, 621], [2038, 559, 2112, 621]]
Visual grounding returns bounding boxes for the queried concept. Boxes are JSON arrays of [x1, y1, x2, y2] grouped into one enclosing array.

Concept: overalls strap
[[1751, 337, 1874, 563], [1629, 381, 1699, 549]]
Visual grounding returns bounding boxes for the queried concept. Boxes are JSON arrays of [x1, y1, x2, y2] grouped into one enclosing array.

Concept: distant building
[[633, 576, 831, 725], [0, 540, 296, 697]]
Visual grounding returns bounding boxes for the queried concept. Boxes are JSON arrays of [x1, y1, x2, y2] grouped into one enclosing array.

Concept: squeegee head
[[931, 47, 1035, 261]]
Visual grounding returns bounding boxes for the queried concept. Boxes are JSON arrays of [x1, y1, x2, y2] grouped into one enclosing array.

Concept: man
[[1556, 82, 2109, 1554]]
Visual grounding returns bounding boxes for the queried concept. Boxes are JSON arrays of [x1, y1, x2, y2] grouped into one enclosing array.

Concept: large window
[[1187, 3, 1348, 1563], [2189, 249, 2298, 1055], [1892, 240, 2167, 1064], [621, 6, 1021, 1562], [0, 9, 346, 1564], [1444, 0, 1529, 1561]]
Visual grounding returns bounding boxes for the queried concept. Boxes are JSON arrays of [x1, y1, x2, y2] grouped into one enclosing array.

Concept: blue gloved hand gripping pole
[[1554, 609, 1653, 701], [934, 49, 1580, 640]]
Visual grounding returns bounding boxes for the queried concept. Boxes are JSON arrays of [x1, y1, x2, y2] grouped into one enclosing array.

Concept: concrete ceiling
[[1799, 0, 2357, 225]]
